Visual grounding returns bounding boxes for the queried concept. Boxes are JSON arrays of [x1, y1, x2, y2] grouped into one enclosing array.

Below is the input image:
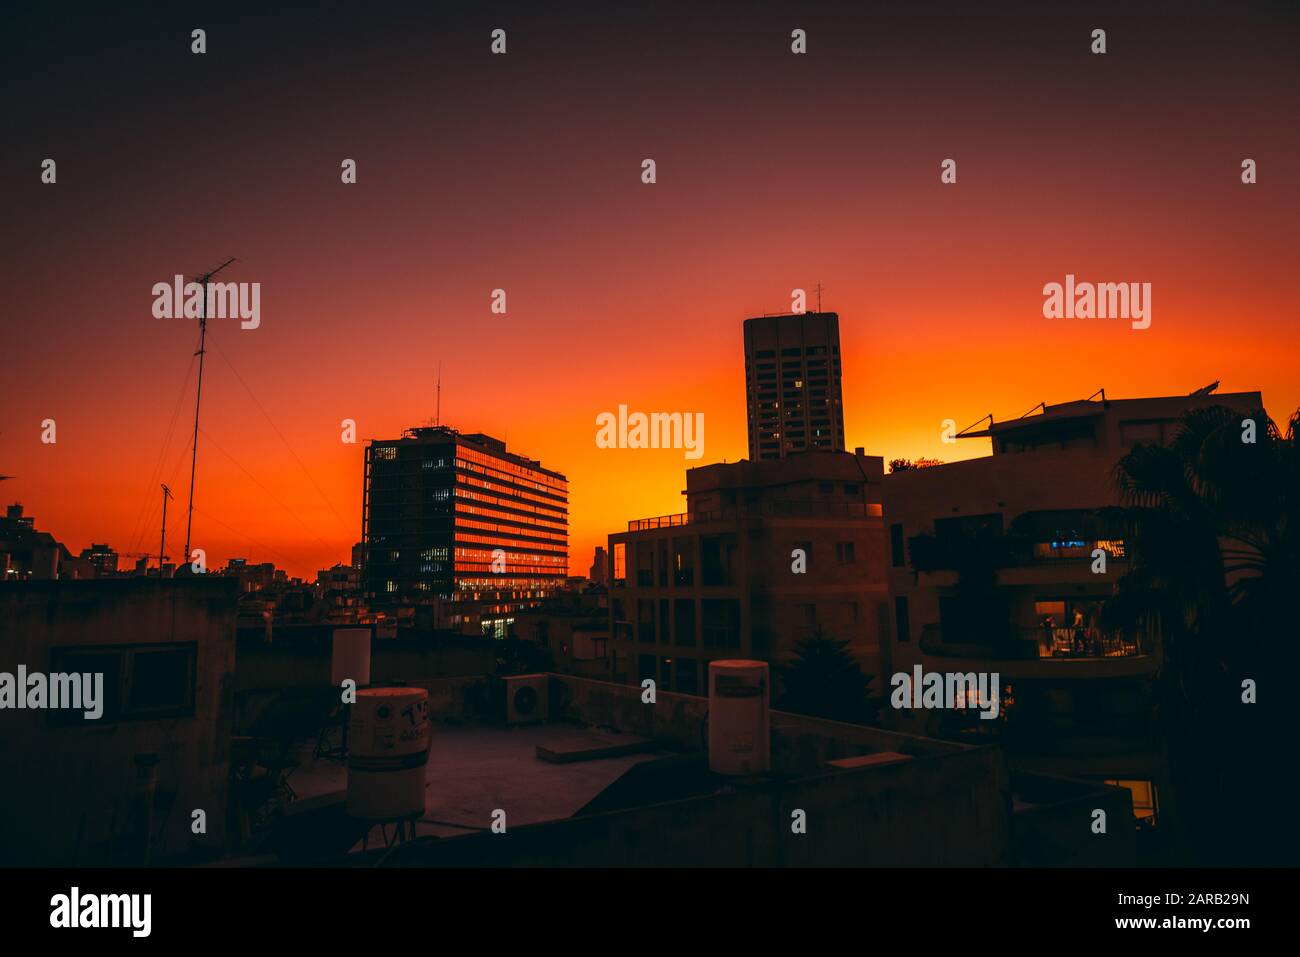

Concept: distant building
[[882, 388, 1264, 830], [1, 504, 93, 581], [512, 587, 610, 678], [316, 562, 362, 623], [362, 426, 569, 636], [588, 546, 608, 585], [78, 543, 119, 576], [222, 559, 277, 594], [743, 312, 846, 460], [608, 449, 889, 695]]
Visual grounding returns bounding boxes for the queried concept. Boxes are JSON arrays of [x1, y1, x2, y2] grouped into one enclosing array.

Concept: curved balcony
[[918, 625, 1159, 679]]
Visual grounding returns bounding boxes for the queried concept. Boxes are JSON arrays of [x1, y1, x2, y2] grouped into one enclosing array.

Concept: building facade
[[881, 388, 1264, 833], [607, 449, 889, 695], [743, 312, 846, 460], [363, 426, 569, 635]]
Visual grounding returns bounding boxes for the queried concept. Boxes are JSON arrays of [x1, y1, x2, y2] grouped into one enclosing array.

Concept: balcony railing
[[908, 533, 1126, 574], [1027, 626, 1145, 659], [628, 512, 691, 531], [919, 624, 1148, 660], [627, 501, 872, 531]]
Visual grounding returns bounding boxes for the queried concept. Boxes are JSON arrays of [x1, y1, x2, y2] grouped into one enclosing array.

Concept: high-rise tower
[[743, 312, 846, 460]]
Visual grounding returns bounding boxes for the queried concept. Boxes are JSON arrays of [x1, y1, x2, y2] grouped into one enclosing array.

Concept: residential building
[[607, 449, 889, 695], [512, 586, 610, 678], [882, 387, 1264, 833], [743, 311, 846, 460]]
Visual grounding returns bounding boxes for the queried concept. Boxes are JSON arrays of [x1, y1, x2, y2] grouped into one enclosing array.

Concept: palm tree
[[775, 628, 878, 725], [1102, 404, 1299, 863]]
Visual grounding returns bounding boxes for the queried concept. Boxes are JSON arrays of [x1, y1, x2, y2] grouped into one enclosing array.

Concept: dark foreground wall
[[0, 578, 237, 865]]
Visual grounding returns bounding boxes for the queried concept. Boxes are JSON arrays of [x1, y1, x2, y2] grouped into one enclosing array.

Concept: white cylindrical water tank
[[347, 687, 430, 820], [707, 660, 770, 776], [331, 627, 371, 687]]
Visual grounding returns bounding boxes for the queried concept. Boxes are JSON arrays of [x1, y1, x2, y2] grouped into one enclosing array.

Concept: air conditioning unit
[[505, 674, 549, 725]]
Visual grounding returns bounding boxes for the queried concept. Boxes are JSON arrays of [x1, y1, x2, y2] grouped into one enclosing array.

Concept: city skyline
[[4, 2, 1298, 580]]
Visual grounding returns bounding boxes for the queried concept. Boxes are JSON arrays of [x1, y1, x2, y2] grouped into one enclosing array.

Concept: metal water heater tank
[[347, 687, 430, 820], [707, 659, 770, 775]]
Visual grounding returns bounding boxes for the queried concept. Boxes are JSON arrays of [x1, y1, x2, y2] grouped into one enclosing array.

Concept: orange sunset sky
[[3, 2, 1298, 578]]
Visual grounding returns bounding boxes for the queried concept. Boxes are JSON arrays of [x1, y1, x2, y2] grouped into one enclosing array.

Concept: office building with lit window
[[743, 311, 846, 460], [362, 427, 569, 635]]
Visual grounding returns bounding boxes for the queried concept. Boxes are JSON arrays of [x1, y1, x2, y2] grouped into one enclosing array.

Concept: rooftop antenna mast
[[815, 282, 823, 313], [183, 256, 237, 567], [436, 362, 442, 426], [159, 484, 174, 576]]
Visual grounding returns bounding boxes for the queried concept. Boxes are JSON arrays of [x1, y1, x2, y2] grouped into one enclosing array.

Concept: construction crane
[[119, 552, 169, 576], [182, 257, 238, 569]]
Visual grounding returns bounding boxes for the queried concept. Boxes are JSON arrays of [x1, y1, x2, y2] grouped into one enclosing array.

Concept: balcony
[[1027, 626, 1145, 660], [918, 625, 1153, 675]]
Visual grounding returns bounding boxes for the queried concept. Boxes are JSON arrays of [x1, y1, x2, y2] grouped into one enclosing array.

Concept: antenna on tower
[[815, 282, 823, 313], [436, 362, 442, 426], [183, 256, 238, 567]]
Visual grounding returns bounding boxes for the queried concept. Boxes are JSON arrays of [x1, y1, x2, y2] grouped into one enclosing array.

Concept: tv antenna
[[183, 256, 238, 567], [159, 484, 174, 576]]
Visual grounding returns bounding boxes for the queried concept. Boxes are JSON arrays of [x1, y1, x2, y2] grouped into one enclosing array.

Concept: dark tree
[[775, 628, 878, 725], [1102, 405, 1299, 864]]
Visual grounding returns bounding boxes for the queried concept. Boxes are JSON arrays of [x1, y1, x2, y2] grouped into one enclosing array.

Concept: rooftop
[[235, 673, 1136, 867], [288, 722, 666, 843]]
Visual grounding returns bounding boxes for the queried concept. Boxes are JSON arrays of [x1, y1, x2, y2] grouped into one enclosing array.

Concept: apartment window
[[674, 598, 696, 646], [702, 599, 741, 648], [612, 543, 626, 582], [659, 598, 671, 645], [49, 643, 197, 725], [638, 655, 656, 683], [1106, 779, 1160, 826], [636, 541, 654, 587], [637, 600, 655, 643], [836, 541, 856, 564], [844, 483, 859, 495], [895, 597, 911, 643], [701, 535, 736, 586], [672, 537, 694, 586], [890, 524, 906, 567], [675, 657, 698, 695]]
